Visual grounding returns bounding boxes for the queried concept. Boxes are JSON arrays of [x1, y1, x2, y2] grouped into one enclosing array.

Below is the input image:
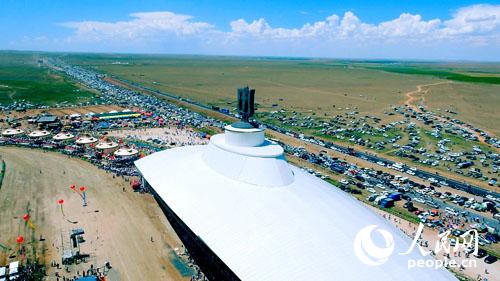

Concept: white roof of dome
[[203, 134, 292, 187], [135, 127, 456, 281], [114, 147, 139, 156], [75, 135, 98, 144], [53, 132, 75, 141], [2, 128, 24, 136], [28, 130, 51, 138], [95, 141, 119, 150]]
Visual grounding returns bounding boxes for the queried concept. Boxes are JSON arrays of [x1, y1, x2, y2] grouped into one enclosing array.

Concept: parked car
[[474, 249, 487, 258], [407, 206, 418, 212], [484, 255, 497, 264], [485, 233, 498, 243], [0, 267, 6, 281], [464, 246, 475, 254], [414, 197, 426, 204], [367, 194, 378, 202]]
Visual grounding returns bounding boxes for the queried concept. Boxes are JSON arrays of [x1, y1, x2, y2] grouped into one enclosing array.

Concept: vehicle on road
[[474, 249, 487, 258], [414, 197, 426, 204], [484, 255, 497, 264]]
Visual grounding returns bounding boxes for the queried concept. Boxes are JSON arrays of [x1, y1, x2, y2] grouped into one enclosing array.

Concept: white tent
[[114, 147, 139, 157], [96, 141, 119, 150], [2, 128, 24, 136], [28, 130, 51, 138], [53, 132, 75, 141], [75, 135, 98, 145]]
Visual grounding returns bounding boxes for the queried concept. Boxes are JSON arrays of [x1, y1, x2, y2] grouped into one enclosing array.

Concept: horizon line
[[2, 49, 500, 64]]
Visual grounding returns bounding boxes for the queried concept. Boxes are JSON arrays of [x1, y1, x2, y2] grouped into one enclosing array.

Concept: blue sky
[[1, 0, 499, 60]]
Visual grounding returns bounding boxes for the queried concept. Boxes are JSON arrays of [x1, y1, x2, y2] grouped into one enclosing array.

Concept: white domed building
[[135, 123, 457, 281], [75, 135, 98, 145], [28, 130, 51, 138], [137, 86, 456, 281], [114, 146, 139, 159], [2, 128, 24, 137], [53, 132, 75, 141], [95, 140, 119, 154]]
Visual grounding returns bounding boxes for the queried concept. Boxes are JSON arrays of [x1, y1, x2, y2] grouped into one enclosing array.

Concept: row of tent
[[1, 129, 139, 157]]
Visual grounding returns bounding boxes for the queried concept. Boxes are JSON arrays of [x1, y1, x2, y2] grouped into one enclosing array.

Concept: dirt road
[[404, 81, 451, 108], [0, 147, 190, 281], [404, 81, 496, 149]]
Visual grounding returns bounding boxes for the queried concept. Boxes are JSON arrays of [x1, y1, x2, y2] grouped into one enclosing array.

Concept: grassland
[[0, 52, 96, 106], [423, 82, 500, 136], [64, 54, 500, 137], [65, 55, 440, 115]]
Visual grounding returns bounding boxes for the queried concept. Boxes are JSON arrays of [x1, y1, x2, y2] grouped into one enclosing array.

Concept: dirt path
[[0, 147, 190, 281], [404, 81, 451, 108], [404, 81, 496, 148]]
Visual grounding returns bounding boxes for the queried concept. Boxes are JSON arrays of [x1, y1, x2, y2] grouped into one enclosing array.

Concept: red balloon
[[58, 199, 64, 205], [16, 235, 24, 244], [23, 214, 29, 221], [70, 185, 76, 190], [79, 186, 86, 192]]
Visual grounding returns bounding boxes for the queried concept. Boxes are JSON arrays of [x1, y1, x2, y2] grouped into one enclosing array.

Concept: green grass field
[[370, 65, 500, 84], [0, 52, 97, 106]]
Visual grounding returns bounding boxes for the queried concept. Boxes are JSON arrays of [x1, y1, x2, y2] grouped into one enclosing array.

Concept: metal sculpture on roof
[[234, 86, 256, 129]]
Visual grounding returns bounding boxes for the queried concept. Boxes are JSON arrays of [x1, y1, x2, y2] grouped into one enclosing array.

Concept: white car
[[8, 262, 18, 281], [367, 188, 377, 194], [414, 198, 426, 204], [0, 267, 6, 281], [445, 208, 458, 216], [464, 246, 475, 254]]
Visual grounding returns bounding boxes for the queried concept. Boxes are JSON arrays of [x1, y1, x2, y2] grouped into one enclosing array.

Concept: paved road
[[353, 151, 500, 198]]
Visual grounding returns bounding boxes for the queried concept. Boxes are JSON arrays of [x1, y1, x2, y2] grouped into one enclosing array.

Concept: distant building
[[36, 115, 60, 129]]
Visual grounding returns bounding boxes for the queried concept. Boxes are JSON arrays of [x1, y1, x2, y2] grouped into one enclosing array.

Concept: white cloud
[[442, 4, 500, 36], [230, 18, 268, 35], [62, 11, 214, 42], [48, 5, 500, 59], [377, 14, 441, 38]]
